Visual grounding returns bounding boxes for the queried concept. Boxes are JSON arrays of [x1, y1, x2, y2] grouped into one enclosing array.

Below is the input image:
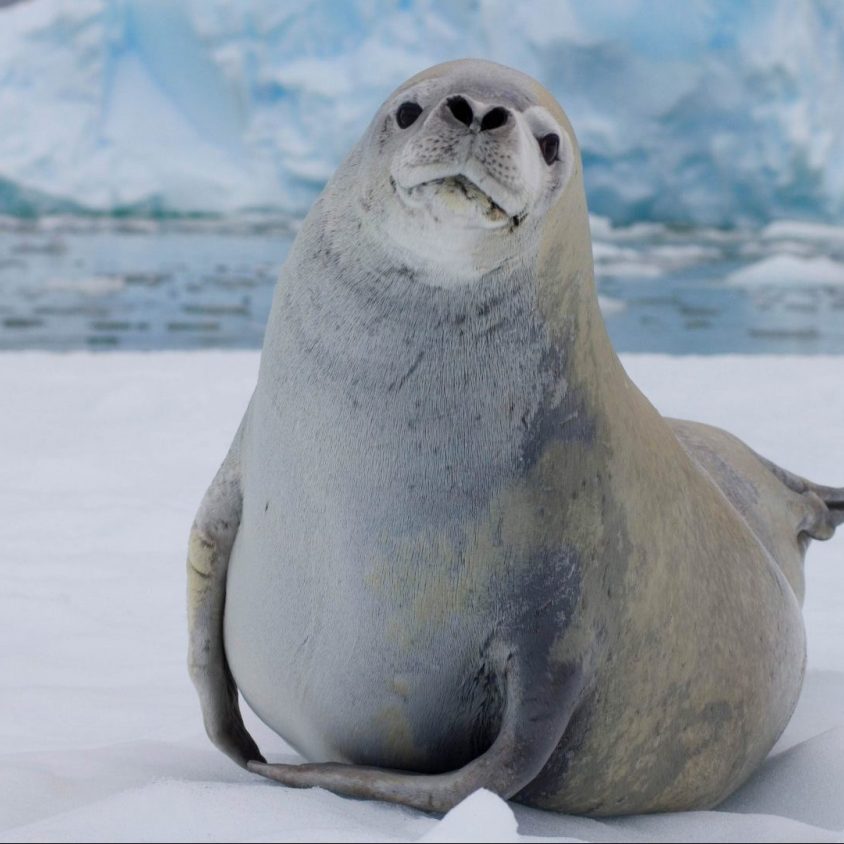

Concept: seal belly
[[224, 474, 502, 771], [225, 540, 499, 769]]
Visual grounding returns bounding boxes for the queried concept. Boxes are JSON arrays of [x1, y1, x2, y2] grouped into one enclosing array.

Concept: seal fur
[[187, 59, 843, 815]]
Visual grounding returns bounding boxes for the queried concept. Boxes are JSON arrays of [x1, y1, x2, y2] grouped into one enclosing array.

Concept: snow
[[726, 254, 844, 287], [418, 791, 525, 844], [1, 1, 844, 225], [1, 351, 843, 842]]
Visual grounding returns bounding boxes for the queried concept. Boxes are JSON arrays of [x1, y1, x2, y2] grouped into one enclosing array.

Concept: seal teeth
[[446, 175, 506, 216], [394, 171, 513, 226]]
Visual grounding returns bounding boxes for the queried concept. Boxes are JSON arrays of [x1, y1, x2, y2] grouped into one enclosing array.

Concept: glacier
[[1, 0, 843, 225]]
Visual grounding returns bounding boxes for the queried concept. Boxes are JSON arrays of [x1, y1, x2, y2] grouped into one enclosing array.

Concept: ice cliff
[[1, 0, 843, 225]]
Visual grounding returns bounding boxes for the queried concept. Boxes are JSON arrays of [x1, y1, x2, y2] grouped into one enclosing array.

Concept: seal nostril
[[447, 96, 474, 127], [481, 107, 509, 131]]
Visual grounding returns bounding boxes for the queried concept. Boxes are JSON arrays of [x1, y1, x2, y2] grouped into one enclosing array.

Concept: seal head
[[352, 61, 577, 283]]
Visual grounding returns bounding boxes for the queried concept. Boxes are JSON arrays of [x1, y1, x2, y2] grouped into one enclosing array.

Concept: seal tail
[[758, 456, 844, 539]]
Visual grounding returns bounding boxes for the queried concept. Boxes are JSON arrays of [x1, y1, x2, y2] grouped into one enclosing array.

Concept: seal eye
[[538, 133, 560, 165], [396, 102, 423, 129]]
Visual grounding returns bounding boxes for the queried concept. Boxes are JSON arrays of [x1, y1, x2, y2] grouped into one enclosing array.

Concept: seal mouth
[[393, 175, 524, 230], [432, 175, 508, 217]]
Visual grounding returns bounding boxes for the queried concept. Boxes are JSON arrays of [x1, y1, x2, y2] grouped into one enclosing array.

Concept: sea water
[[1, 216, 843, 354]]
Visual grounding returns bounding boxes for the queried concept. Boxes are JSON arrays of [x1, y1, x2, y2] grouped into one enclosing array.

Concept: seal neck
[[267, 182, 627, 411]]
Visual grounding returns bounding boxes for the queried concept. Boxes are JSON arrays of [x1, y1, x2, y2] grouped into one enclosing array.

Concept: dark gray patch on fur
[[519, 344, 596, 472], [424, 544, 583, 774], [458, 646, 506, 760]]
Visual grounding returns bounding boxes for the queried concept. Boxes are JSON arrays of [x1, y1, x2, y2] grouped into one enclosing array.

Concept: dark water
[[1, 216, 843, 353]]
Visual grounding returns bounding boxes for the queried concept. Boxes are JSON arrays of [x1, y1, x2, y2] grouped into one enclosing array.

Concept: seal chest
[[188, 58, 841, 815], [224, 266, 574, 769]]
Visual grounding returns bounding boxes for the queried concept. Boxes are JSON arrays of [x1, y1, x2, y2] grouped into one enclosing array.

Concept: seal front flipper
[[248, 657, 584, 813], [187, 412, 264, 768]]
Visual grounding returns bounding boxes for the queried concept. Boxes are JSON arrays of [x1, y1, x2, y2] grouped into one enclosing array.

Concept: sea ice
[[726, 254, 844, 287]]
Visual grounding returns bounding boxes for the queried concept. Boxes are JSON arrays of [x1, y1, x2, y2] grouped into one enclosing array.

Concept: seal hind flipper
[[187, 411, 264, 768], [668, 418, 840, 603], [669, 418, 844, 541], [825, 491, 844, 529], [249, 659, 584, 813], [754, 455, 844, 538]]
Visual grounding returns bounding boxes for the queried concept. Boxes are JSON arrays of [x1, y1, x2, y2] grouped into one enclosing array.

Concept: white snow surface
[[1, 351, 843, 843], [2, 0, 844, 225]]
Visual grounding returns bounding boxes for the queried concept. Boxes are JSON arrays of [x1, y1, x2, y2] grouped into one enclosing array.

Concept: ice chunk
[[726, 254, 844, 287]]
